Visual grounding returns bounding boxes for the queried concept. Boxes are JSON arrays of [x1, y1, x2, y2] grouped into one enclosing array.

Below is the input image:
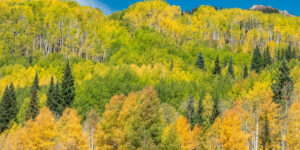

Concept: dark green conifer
[[251, 46, 262, 73], [243, 65, 248, 79], [26, 73, 40, 120], [46, 76, 56, 113], [271, 60, 294, 110], [54, 81, 63, 115], [186, 96, 196, 128], [61, 61, 75, 110], [0, 83, 18, 133], [261, 112, 271, 150], [210, 92, 220, 124], [0, 86, 11, 132], [264, 47, 272, 66], [228, 57, 234, 78], [212, 55, 221, 75], [197, 97, 204, 127], [196, 52, 205, 70], [291, 49, 296, 59], [286, 45, 292, 61]]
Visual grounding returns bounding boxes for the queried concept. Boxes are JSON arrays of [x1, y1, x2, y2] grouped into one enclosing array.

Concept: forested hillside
[[0, 0, 299, 149]]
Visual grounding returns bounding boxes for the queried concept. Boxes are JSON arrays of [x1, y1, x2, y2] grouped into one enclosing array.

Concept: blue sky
[[75, 0, 300, 16]]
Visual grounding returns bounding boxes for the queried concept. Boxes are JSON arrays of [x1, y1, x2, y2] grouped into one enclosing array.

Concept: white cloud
[[74, 0, 113, 15]]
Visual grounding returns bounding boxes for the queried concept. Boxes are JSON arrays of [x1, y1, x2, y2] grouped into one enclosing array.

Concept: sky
[[75, 0, 300, 16]]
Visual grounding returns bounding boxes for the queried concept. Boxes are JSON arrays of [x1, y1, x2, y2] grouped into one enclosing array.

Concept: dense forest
[[0, 0, 299, 149]]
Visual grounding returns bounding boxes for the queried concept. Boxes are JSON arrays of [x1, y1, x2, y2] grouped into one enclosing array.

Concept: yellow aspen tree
[[56, 108, 88, 150]]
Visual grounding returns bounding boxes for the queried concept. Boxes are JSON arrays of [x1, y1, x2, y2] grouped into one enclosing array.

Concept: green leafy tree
[[26, 73, 40, 120], [61, 61, 75, 110], [271, 60, 294, 110], [196, 52, 205, 70], [228, 57, 234, 78], [212, 55, 221, 75], [251, 46, 262, 73]]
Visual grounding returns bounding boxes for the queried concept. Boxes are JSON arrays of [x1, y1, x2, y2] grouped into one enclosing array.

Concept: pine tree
[[186, 96, 196, 128], [286, 45, 292, 61], [228, 57, 234, 78], [276, 49, 281, 62], [26, 73, 40, 120], [223, 59, 227, 68], [264, 47, 272, 67], [196, 52, 205, 70], [8, 82, 17, 121], [196, 97, 204, 127], [251, 46, 262, 73], [0, 83, 18, 133], [210, 92, 220, 124], [54, 81, 63, 116], [212, 55, 221, 75], [46, 76, 56, 114], [261, 112, 271, 150], [291, 49, 296, 59], [271, 60, 294, 110], [0, 86, 11, 132], [61, 61, 75, 111], [243, 65, 248, 79]]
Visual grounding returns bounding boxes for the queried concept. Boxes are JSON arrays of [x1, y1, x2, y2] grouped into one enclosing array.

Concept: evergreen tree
[[286, 45, 292, 61], [251, 46, 262, 73], [61, 61, 75, 111], [271, 60, 294, 110], [212, 55, 221, 75], [223, 59, 227, 68], [54, 81, 63, 115], [8, 82, 18, 121], [46, 76, 57, 114], [0, 86, 11, 132], [276, 49, 281, 62], [210, 92, 220, 124], [196, 97, 204, 127], [26, 73, 40, 120], [0, 83, 18, 133], [186, 96, 196, 128], [264, 47, 272, 67], [228, 57, 234, 78], [243, 65, 248, 79], [261, 112, 271, 150], [291, 49, 296, 59], [196, 52, 205, 69]]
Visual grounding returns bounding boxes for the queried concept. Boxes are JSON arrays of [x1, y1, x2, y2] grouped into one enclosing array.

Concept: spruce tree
[[210, 92, 220, 124], [212, 55, 221, 75], [228, 57, 234, 78], [0, 86, 11, 132], [197, 97, 204, 127], [261, 112, 271, 150], [223, 59, 227, 68], [0, 83, 18, 133], [186, 96, 196, 128], [8, 82, 17, 121], [196, 52, 205, 70], [61, 61, 75, 111], [276, 49, 281, 62], [286, 45, 292, 61], [271, 60, 294, 110], [26, 73, 40, 120], [243, 65, 248, 79], [46, 76, 56, 114], [292, 49, 296, 59], [264, 47, 272, 66], [251, 46, 262, 73], [54, 81, 63, 115]]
